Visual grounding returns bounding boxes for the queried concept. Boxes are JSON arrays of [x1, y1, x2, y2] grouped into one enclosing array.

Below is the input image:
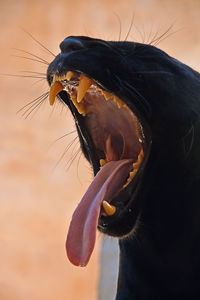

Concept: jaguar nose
[[59, 36, 84, 53]]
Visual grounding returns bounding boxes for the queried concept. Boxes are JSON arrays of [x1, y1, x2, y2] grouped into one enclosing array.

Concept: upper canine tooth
[[49, 81, 64, 106], [77, 75, 92, 103], [66, 71, 74, 81], [102, 201, 116, 216]]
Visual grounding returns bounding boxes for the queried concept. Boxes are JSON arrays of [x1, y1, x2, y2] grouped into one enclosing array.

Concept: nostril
[[60, 37, 84, 53]]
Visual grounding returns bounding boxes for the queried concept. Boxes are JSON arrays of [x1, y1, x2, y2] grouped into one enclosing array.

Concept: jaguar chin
[[46, 36, 200, 299]]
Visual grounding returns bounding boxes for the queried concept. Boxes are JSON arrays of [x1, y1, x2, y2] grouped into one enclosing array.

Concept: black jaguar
[[46, 36, 200, 299]]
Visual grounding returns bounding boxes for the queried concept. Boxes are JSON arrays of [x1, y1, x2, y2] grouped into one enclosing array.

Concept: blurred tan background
[[1, 0, 200, 299]]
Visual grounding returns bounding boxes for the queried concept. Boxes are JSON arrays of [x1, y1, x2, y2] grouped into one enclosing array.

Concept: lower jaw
[[98, 192, 140, 237], [98, 210, 139, 237]]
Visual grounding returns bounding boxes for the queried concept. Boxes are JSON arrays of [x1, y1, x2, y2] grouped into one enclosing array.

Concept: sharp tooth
[[139, 149, 144, 160], [102, 201, 116, 216], [101, 91, 127, 108], [77, 75, 92, 103], [114, 96, 124, 108], [66, 71, 74, 81], [101, 90, 113, 101], [100, 159, 107, 167], [69, 94, 87, 116], [123, 168, 138, 189], [123, 149, 144, 189], [49, 81, 64, 106], [133, 149, 144, 169]]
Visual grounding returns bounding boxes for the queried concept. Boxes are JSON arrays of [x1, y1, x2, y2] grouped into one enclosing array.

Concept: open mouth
[[48, 69, 147, 266]]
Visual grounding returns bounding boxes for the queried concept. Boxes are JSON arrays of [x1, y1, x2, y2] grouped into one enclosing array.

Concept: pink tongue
[[66, 159, 133, 267]]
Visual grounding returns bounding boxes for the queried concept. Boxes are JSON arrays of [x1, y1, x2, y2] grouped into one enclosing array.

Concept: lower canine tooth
[[49, 81, 64, 105], [102, 201, 116, 216], [77, 75, 92, 103], [100, 159, 107, 167]]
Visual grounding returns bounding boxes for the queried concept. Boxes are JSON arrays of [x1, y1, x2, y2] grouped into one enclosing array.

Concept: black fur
[[47, 36, 200, 299]]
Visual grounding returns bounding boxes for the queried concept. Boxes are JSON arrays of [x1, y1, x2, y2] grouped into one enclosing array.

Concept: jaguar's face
[[46, 36, 196, 266]]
